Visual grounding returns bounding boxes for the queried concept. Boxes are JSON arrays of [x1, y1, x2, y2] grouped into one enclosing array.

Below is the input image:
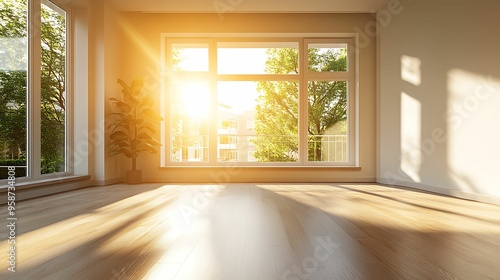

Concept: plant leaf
[[110, 112, 127, 117], [137, 132, 152, 140], [124, 92, 138, 106], [130, 78, 144, 96], [130, 119, 144, 125], [110, 123, 130, 134], [130, 139, 141, 149], [110, 131, 128, 141], [145, 138, 161, 146], [138, 123, 156, 134], [141, 108, 163, 121], [117, 79, 130, 95], [139, 95, 154, 107], [111, 148, 133, 158], [137, 146, 157, 154], [117, 142, 130, 148], [115, 101, 131, 113]]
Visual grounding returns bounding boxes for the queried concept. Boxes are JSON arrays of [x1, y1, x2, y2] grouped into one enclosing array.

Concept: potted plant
[[108, 78, 163, 184]]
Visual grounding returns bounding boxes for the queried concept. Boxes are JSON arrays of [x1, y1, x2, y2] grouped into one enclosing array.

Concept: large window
[[162, 36, 356, 166], [0, 0, 69, 180], [0, 0, 28, 179]]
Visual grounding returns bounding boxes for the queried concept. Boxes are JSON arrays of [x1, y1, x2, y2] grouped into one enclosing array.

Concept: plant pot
[[126, 170, 142, 185]]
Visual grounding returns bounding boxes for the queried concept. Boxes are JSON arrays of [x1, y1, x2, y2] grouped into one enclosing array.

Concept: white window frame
[[39, 0, 72, 177], [161, 34, 358, 167], [0, 0, 73, 185], [303, 38, 356, 166]]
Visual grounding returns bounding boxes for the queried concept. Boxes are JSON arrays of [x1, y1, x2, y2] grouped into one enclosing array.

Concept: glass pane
[[0, 0, 28, 178], [170, 80, 209, 162], [172, 43, 208, 72], [217, 81, 298, 163], [217, 42, 299, 74], [308, 81, 348, 162], [308, 43, 348, 72], [41, 2, 66, 174]]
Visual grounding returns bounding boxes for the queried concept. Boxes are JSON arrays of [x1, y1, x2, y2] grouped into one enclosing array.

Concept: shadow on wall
[[393, 60, 500, 198], [380, 0, 500, 201], [445, 70, 500, 197]]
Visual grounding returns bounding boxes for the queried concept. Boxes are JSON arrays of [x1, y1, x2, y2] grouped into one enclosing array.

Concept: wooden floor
[[1, 183, 500, 280]]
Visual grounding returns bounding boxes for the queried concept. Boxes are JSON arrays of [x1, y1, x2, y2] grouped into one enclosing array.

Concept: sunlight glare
[[218, 48, 268, 74], [172, 45, 208, 72], [401, 55, 422, 86], [217, 81, 259, 113], [174, 81, 210, 119], [400, 91, 422, 182]]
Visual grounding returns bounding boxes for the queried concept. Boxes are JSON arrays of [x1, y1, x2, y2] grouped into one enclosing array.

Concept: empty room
[[1, 0, 500, 279]]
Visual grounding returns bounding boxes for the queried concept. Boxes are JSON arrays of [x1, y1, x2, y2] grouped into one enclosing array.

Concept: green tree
[[0, 71, 27, 159], [40, 3, 67, 173], [0, 0, 28, 161], [0, 0, 67, 173], [254, 80, 299, 162], [254, 47, 347, 162]]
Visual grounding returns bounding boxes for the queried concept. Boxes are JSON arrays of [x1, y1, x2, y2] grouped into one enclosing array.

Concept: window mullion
[[350, 45, 358, 166], [209, 39, 218, 165], [160, 36, 168, 166], [64, 7, 72, 174], [299, 39, 308, 165], [304, 72, 351, 81], [216, 74, 300, 81], [348, 80, 356, 166], [29, 0, 42, 178]]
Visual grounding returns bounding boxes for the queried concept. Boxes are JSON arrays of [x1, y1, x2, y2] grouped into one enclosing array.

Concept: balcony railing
[[171, 135, 209, 162], [170, 134, 348, 163], [308, 135, 348, 162]]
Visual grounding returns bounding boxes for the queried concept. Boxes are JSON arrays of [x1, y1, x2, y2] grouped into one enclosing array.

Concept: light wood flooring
[[1, 183, 500, 279]]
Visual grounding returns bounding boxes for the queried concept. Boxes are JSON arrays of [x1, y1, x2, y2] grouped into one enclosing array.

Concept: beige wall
[[103, 1, 125, 183], [72, 6, 89, 176], [75, 0, 124, 185], [106, 12, 378, 183], [378, 0, 500, 203]]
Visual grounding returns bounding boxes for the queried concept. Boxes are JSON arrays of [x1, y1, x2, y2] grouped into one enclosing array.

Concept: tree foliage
[[0, 0, 28, 161], [40, 3, 67, 172], [254, 80, 299, 162], [0, 71, 27, 159], [254, 47, 348, 162], [0, 0, 68, 173]]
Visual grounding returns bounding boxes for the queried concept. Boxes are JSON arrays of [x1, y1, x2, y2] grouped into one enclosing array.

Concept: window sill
[[159, 166, 361, 171], [0, 175, 91, 192], [155, 165, 367, 183]]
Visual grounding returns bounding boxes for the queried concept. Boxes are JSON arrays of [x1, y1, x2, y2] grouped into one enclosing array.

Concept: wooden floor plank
[[1, 183, 500, 279]]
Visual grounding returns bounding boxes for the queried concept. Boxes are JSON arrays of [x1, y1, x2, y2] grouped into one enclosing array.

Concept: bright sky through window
[[173, 47, 208, 71], [218, 82, 259, 113], [173, 81, 210, 119], [218, 48, 269, 74], [173, 47, 273, 115]]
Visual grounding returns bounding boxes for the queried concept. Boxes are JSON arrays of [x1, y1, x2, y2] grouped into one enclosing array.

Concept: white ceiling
[[104, 0, 389, 13]]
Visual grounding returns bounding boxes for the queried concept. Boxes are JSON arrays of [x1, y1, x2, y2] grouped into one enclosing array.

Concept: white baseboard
[[377, 178, 500, 205], [142, 177, 377, 184], [91, 177, 123, 186], [0, 175, 93, 203]]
